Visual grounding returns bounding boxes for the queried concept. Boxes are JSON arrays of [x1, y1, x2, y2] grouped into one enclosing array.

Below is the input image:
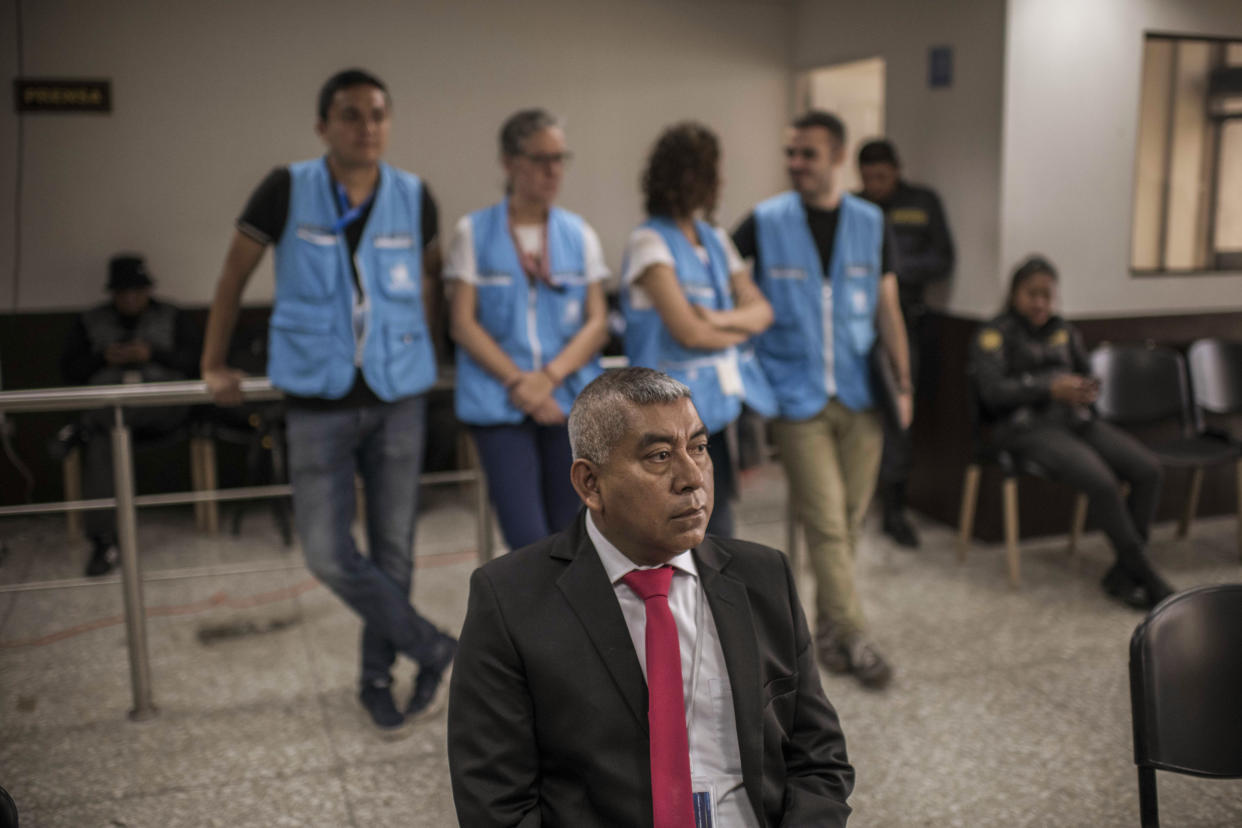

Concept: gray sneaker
[[815, 624, 851, 674], [844, 636, 893, 690]]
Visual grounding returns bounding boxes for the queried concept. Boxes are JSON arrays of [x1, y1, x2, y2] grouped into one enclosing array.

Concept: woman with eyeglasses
[[446, 108, 610, 551], [621, 121, 777, 538], [970, 255, 1171, 609]]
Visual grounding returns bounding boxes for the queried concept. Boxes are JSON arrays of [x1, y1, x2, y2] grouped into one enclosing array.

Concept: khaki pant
[[772, 400, 883, 639]]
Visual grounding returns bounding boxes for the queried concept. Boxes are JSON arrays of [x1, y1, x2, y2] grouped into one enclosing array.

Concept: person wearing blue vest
[[621, 122, 776, 539], [733, 110, 912, 690], [445, 108, 610, 551], [201, 69, 456, 735]]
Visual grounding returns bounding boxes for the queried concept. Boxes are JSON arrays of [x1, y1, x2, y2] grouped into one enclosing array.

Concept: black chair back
[[0, 785, 16, 827], [1187, 338, 1242, 416], [1090, 344, 1193, 434], [1129, 583, 1242, 826]]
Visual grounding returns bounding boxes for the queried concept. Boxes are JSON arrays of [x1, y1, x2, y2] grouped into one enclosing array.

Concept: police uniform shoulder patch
[[978, 328, 1003, 351], [1047, 329, 1069, 347]]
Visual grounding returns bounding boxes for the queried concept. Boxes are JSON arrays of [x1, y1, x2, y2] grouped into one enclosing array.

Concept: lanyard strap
[[331, 178, 375, 234]]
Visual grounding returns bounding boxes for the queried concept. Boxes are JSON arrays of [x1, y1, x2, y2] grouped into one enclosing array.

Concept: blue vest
[[621, 218, 776, 434], [269, 159, 436, 401], [753, 191, 882, 419], [455, 201, 603, 425]]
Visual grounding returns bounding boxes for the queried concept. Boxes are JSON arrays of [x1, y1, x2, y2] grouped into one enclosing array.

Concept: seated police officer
[[54, 254, 197, 576]]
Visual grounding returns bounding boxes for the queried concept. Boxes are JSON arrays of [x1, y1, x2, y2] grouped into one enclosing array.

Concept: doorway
[[795, 57, 886, 193]]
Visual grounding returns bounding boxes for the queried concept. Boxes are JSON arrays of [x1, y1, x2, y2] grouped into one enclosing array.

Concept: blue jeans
[[471, 420, 581, 551], [286, 395, 442, 687]]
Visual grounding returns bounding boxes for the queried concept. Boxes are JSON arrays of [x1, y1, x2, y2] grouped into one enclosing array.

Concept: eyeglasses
[[519, 151, 574, 168], [784, 147, 820, 161]]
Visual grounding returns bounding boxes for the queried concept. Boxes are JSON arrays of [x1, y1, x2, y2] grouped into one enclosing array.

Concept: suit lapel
[[695, 539, 766, 823], [555, 515, 649, 730]]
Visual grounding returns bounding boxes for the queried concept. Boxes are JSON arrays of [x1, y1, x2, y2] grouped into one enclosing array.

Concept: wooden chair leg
[[957, 464, 981, 563], [199, 438, 219, 535], [1177, 466, 1204, 539], [64, 448, 83, 538], [190, 439, 206, 530], [1068, 492, 1089, 556], [1003, 477, 1020, 588]]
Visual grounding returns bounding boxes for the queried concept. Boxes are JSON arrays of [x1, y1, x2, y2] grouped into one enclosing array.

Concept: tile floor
[[1, 466, 1240, 827]]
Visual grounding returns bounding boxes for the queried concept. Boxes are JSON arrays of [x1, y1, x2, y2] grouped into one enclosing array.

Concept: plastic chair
[[1186, 338, 1242, 555], [957, 369, 1092, 588], [1129, 583, 1242, 827], [1091, 343, 1241, 557], [0, 784, 16, 827]]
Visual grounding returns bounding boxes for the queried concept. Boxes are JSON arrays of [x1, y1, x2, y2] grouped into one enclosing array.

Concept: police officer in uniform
[[56, 254, 198, 576], [857, 139, 955, 548], [201, 69, 456, 734], [970, 255, 1172, 609]]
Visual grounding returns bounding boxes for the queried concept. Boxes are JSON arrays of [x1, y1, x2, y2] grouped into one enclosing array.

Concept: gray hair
[[499, 107, 561, 158], [568, 368, 693, 466]]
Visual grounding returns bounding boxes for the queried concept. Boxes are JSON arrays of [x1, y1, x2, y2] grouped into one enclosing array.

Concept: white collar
[[585, 510, 698, 586]]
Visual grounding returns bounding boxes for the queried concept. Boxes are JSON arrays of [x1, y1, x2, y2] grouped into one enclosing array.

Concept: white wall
[[1001, 0, 1242, 318], [0, 0, 793, 312], [793, 0, 1008, 317]]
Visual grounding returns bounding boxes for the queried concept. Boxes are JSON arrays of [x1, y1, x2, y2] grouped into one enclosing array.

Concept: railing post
[[112, 406, 157, 721]]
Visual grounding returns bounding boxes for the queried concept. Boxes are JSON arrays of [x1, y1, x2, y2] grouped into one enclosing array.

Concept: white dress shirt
[[586, 512, 759, 828]]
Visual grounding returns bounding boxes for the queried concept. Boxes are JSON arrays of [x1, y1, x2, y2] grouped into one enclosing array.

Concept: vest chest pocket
[[475, 275, 517, 338], [291, 226, 342, 299], [372, 245, 421, 302], [843, 283, 877, 355], [546, 283, 587, 340]]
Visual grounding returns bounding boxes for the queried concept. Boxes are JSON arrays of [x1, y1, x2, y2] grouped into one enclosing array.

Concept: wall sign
[[14, 79, 111, 113], [928, 47, 953, 89]]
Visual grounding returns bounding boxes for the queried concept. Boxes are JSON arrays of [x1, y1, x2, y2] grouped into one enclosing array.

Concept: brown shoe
[[845, 636, 894, 690]]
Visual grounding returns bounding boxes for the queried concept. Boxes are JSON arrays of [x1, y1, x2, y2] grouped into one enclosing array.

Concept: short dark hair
[[642, 121, 720, 220], [317, 68, 389, 122], [568, 368, 693, 465], [1006, 255, 1058, 310], [792, 110, 846, 148], [858, 139, 900, 167]]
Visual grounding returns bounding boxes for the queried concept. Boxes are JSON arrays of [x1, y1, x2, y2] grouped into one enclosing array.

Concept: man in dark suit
[[448, 367, 853, 827]]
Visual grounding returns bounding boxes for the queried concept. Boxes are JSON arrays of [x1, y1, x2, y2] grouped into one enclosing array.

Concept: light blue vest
[[621, 218, 776, 435], [752, 191, 882, 419], [269, 158, 436, 401], [455, 201, 603, 425]]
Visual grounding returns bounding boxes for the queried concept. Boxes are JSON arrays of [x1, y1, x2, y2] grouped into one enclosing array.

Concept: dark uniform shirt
[[858, 181, 954, 307], [237, 164, 439, 409], [970, 310, 1092, 438]]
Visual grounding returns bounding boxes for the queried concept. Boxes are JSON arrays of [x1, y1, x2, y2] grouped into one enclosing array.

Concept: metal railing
[[0, 376, 493, 721]]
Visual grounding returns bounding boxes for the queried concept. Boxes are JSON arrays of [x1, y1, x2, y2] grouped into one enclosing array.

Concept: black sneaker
[[359, 682, 406, 734], [407, 634, 457, 719], [882, 511, 920, 548], [85, 539, 118, 577], [844, 635, 894, 690]]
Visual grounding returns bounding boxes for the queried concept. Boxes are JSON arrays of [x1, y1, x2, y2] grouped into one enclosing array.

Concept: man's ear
[[570, 458, 603, 512]]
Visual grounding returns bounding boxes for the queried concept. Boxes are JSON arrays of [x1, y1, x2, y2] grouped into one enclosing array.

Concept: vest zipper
[[527, 284, 543, 370], [353, 251, 370, 368]]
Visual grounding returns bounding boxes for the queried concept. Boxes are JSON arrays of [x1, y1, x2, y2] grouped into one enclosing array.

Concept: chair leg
[[1068, 493, 1089, 556], [1003, 477, 1020, 588], [957, 464, 981, 563], [1177, 467, 1204, 539], [200, 438, 219, 535], [64, 448, 83, 539], [1137, 766, 1160, 828], [190, 439, 206, 531]]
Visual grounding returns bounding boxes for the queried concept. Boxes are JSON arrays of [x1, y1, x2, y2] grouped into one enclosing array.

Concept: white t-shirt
[[444, 213, 611, 285], [621, 225, 746, 310]]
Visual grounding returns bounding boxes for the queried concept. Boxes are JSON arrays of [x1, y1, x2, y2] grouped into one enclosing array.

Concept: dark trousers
[[81, 405, 188, 541], [706, 428, 735, 538], [1003, 420, 1164, 557], [471, 420, 580, 551], [878, 301, 922, 491]]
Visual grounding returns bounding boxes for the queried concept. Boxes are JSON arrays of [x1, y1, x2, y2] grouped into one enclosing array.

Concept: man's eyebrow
[[636, 432, 675, 450], [690, 426, 708, 442]]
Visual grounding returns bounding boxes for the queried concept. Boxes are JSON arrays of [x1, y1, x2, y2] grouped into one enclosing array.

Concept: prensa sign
[[14, 79, 111, 113]]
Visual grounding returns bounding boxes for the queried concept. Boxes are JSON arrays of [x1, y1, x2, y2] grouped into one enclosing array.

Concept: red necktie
[[622, 566, 694, 828]]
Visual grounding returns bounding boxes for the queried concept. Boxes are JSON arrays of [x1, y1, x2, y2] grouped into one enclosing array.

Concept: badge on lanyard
[[691, 780, 718, 827], [717, 350, 743, 397]]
